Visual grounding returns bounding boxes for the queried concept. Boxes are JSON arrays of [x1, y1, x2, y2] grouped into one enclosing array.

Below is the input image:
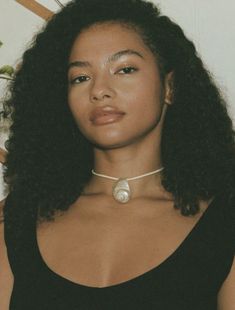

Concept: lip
[[90, 107, 125, 125], [91, 111, 125, 125]]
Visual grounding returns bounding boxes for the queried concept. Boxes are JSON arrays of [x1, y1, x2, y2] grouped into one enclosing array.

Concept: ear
[[164, 71, 174, 105]]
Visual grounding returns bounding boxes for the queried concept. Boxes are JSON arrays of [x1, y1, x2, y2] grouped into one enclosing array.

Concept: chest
[[36, 205, 203, 288]]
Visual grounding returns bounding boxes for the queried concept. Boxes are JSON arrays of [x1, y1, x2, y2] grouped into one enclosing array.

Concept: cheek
[[127, 80, 163, 115], [68, 91, 87, 126], [68, 87, 80, 108], [133, 68, 162, 100]]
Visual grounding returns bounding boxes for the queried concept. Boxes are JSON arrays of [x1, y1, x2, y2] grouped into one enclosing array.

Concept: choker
[[91, 167, 164, 204]]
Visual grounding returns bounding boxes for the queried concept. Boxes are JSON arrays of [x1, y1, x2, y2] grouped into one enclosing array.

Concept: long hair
[[2, 0, 235, 236]]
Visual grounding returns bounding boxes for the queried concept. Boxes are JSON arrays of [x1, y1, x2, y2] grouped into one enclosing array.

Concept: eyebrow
[[68, 49, 144, 70]]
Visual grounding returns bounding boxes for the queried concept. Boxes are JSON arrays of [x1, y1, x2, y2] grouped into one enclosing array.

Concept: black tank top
[[4, 192, 234, 310]]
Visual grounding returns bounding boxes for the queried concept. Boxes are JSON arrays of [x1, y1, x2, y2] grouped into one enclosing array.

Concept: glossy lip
[[90, 106, 126, 124], [91, 113, 125, 126]]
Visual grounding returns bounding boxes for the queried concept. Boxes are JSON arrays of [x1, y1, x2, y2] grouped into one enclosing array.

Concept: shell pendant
[[112, 178, 131, 203]]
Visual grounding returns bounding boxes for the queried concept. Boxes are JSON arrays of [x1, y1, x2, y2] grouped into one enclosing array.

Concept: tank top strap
[[214, 188, 235, 255]]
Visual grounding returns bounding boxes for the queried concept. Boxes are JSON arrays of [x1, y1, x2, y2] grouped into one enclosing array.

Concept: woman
[[0, 0, 234, 308]]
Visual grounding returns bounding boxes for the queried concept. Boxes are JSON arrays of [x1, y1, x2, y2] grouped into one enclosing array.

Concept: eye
[[69, 75, 90, 85], [118, 67, 138, 74]]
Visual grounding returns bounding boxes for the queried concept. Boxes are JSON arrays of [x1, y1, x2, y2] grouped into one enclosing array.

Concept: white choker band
[[91, 167, 164, 204]]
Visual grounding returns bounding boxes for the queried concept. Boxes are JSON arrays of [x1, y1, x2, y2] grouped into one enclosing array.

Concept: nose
[[90, 75, 115, 103]]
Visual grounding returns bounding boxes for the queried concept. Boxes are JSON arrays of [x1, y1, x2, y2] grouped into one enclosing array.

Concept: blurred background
[[0, 0, 235, 200]]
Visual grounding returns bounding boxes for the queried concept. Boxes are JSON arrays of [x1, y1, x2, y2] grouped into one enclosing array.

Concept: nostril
[[91, 93, 112, 101]]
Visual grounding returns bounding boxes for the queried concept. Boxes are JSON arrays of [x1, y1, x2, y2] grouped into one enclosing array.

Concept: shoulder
[[217, 256, 235, 309], [0, 198, 14, 310], [213, 190, 235, 309]]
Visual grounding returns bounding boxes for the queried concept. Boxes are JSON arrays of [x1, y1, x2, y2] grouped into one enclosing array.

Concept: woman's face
[[68, 22, 170, 149]]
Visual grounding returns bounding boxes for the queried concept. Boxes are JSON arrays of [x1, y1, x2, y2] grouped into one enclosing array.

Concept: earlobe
[[164, 71, 174, 105]]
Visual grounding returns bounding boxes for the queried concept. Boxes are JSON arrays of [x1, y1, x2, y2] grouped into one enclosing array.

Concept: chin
[[92, 140, 127, 150], [85, 130, 129, 149], [90, 135, 136, 150]]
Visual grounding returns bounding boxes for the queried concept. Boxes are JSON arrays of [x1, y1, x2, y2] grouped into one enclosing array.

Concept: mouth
[[90, 111, 125, 126]]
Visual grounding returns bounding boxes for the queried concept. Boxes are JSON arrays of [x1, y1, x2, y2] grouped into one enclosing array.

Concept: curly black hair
[[2, 0, 235, 234]]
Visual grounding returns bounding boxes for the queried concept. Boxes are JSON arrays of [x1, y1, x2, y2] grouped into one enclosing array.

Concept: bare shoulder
[[217, 256, 235, 310], [0, 198, 14, 310]]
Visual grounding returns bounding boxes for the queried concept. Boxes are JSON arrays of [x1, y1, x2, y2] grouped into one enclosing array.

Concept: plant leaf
[[0, 65, 15, 77]]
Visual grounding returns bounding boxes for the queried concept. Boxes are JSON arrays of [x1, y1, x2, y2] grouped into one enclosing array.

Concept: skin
[[67, 22, 173, 198], [0, 22, 234, 308]]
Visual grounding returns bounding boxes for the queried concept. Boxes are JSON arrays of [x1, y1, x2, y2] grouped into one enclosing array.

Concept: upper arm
[[217, 256, 235, 310], [0, 199, 14, 310]]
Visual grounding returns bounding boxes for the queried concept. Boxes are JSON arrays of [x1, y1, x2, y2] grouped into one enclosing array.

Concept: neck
[[83, 137, 164, 199]]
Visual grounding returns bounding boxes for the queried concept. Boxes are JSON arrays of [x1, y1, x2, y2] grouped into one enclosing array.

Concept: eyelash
[[118, 66, 138, 74], [70, 75, 89, 85], [69, 66, 138, 85]]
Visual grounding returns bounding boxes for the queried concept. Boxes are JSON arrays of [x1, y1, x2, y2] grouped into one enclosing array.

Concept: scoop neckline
[[33, 197, 218, 290]]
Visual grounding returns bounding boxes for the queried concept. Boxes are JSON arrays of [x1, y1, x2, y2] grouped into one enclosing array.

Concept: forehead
[[69, 22, 152, 61]]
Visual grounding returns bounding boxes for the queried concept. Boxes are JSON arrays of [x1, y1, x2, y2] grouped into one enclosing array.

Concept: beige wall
[[0, 0, 235, 200]]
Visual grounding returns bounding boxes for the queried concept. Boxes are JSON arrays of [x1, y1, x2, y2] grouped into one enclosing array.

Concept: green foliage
[[0, 65, 14, 77], [0, 40, 15, 79]]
